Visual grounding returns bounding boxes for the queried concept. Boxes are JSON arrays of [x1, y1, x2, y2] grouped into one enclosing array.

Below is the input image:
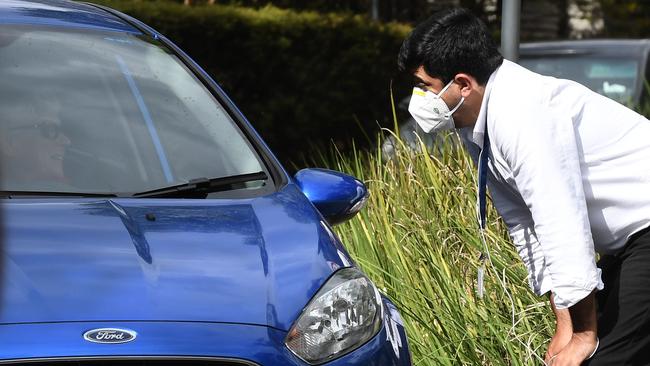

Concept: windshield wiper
[[132, 171, 268, 198], [0, 191, 118, 198]]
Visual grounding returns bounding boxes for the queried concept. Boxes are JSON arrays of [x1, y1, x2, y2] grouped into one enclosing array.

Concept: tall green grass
[[318, 134, 554, 365]]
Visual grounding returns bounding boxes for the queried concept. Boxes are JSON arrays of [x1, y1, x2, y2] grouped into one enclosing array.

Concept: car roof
[[0, 0, 140, 34], [520, 39, 650, 57]]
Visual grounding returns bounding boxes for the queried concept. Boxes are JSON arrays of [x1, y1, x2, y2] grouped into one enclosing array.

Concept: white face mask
[[408, 80, 464, 133]]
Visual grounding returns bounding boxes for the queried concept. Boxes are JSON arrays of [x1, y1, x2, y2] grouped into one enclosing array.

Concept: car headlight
[[285, 267, 383, 364]]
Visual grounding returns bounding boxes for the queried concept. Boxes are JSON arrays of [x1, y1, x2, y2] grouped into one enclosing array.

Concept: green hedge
[[89, 1, 412, 164]]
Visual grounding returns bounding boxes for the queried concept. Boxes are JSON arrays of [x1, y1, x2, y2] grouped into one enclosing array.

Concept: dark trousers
[[584, 226, 650, 365]]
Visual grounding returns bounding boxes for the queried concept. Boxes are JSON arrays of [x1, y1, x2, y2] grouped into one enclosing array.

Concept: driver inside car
[[0, 97, 72, 192]]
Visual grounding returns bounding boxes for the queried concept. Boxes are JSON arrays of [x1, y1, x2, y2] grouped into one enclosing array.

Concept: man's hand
[[546, 334, 598, 365], [545, 290, 598, 365], [546, 330, 572, 362]]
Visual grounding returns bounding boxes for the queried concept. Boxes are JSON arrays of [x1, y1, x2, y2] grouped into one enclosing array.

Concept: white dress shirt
[[460, 59, 650, 309]]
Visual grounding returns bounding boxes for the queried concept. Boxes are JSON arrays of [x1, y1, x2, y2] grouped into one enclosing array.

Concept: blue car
[[0, 1, 412, 365]]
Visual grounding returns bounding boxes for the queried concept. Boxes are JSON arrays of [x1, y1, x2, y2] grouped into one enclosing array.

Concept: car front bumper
[[0, 298, 411, 366]]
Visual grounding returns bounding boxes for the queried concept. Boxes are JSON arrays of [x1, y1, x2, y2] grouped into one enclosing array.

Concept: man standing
[[398, 8, 650, 365]]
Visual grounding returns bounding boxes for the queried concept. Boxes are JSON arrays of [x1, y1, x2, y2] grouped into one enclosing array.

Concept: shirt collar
[[471, 61, 503, 148]]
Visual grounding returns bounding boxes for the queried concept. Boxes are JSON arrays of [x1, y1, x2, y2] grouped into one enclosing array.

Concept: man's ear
[[453, 73, 478, 98]]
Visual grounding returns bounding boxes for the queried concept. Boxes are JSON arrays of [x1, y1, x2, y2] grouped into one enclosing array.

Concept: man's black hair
[[397, 8, 503, 85]]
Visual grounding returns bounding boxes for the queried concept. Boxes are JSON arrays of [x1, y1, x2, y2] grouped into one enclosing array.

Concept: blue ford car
[[0, 1, 411, 365]]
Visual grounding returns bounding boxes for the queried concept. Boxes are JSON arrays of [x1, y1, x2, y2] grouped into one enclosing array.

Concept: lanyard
[[478, 130, 490, 230], [476, 130, 490, 298]]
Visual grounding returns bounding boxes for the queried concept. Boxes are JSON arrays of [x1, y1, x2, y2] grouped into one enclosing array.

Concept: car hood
[[0, 184, 354, 331]]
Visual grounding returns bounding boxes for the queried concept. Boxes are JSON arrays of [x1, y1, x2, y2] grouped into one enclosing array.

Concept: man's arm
[[492, 104, 603, 309], [545, 293, 573, 361], [548, 291, 598, 365], [490, 98, 603, 360]]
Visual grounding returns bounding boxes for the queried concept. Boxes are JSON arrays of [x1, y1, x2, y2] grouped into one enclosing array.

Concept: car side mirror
[[294, 168, 369, 226]]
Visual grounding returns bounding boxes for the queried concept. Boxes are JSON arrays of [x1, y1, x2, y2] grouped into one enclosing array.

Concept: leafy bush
[[89, 0, 411, 164]]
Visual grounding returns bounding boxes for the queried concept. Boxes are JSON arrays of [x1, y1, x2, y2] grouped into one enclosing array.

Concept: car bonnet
[[0, 184, 354, 331]]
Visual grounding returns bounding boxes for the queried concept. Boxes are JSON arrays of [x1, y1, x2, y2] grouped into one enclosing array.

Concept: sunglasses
[[10, 121, 63, 140]]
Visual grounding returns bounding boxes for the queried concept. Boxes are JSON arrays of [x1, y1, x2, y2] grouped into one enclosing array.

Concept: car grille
[[0, 358, 260, 366]]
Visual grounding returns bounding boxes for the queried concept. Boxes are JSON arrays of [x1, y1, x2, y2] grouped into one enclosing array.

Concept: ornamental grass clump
[[318, 129, 555, 365]]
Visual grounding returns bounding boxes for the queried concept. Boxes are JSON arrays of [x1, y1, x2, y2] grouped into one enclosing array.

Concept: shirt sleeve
[[491, 104, 603, 309], [487, 173, 553, 296]]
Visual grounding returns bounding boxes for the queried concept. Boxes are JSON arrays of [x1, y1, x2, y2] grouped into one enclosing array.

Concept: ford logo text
[[83, 328, 137, 344]]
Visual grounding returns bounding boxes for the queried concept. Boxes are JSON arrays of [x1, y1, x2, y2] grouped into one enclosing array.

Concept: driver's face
[[9, 117, 70, 182]]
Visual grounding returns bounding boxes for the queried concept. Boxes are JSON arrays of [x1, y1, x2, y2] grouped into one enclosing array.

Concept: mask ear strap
[[446, 96, 465, 117], [437, 79, 455, 96]]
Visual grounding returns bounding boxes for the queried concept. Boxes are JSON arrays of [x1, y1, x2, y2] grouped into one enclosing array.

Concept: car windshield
[[0, 25, 266, 195], [519, 56, 639, 103]]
